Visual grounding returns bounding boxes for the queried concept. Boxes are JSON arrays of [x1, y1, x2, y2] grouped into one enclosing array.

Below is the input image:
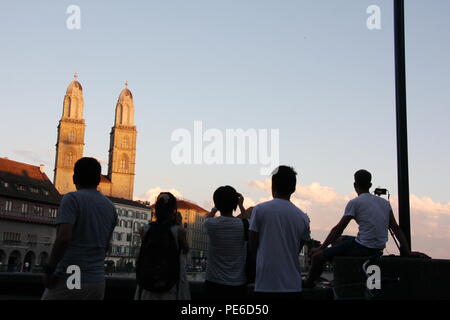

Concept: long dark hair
[[154, 192, 177, 224]]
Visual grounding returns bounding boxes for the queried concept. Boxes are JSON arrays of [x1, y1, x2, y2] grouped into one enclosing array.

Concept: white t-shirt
[[249, 198, 310, 292], [204, 216, 247, 286], [344, 193, 391, 249]]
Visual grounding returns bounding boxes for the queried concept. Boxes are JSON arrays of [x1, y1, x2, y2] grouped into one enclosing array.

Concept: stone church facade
[[53, 77, 137, 200]]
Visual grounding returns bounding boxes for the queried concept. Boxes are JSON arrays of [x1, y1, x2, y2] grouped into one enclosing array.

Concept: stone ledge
[[333, 256, 450, 300], [0, 273, 333, 300]]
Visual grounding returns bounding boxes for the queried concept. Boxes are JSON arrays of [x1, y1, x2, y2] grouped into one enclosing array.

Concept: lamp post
[[393, 0, 412, 252]]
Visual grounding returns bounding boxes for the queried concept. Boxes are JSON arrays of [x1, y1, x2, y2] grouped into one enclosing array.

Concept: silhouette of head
[[271, 165, 297, 198], [155, 192, 177, 223], [73, 157, 101, 189], [354, 169, 372, 193], [213, 186, 239, 214]]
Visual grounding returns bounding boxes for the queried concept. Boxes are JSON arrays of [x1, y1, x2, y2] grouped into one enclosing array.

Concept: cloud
[[12, 149, 54, 166], [247, 179, 450, 259], [135, 187, 183, 203]]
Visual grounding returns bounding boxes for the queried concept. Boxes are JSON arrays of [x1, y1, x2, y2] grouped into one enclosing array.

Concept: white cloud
[[246, 179, 450, 259], [135, 187, 183, 203]]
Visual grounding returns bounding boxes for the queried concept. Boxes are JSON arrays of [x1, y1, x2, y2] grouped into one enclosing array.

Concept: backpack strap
[[241, 218, 249, 241]]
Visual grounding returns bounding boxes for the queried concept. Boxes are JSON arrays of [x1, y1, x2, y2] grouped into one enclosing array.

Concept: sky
[[1, 1, 449, 258]]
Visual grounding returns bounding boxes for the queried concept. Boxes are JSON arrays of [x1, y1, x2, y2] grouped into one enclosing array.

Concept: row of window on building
[[0, 180, 51, 196], [109, 244, 139, 256], [116, 219, 148, 232], [1, 200, 57, 218], [2, 232, 52, 246], [116, 208, 149, 220], [112, 231, 141, 244]]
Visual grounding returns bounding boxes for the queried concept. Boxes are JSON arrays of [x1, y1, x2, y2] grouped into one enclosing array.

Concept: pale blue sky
[[1, 0, 449, 209]]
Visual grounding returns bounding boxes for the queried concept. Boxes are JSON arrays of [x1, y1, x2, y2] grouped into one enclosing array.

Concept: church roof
[[0, 157, 61, 205], [118, 88, 133, 101], [100, 175, 112, 184], [107, 196, 151, 210], [66, 80, 83, 95]]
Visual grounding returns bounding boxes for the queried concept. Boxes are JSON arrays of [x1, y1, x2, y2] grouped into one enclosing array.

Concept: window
[[5, 201, 13, 212], [42, 189, 50, 196], [29, 187, 39, 194], [21, 203, 28, 213], [49, 208, 57, 218], [17, 185, 26, 191], [34, 206, 44, 216], [68, 130, 76, 142]]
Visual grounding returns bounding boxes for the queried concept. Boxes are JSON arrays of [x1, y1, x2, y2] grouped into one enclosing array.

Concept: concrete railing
[[0, 273, 333, 300], [333, 256, 450, 300]]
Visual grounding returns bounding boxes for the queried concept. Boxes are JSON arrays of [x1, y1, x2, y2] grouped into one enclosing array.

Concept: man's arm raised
[[311, 216, 353, 255]]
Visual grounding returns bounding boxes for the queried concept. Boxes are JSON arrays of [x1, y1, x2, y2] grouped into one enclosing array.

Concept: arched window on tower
[[64, 97, 71, 118], [65, 152, 74, 167], [121, 105, 129, 125], [119, 154, 129, 173], [122, 136, 129, 148], [68, 130, 76, 142]]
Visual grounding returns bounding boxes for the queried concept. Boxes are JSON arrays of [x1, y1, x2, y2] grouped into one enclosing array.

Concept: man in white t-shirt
[[249, 166, 311, 299], [304, 169, 428, 288]]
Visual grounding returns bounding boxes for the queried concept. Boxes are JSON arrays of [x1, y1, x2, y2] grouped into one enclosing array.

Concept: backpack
[[136, 222, 180, 293], [241, 219, 256, 284]]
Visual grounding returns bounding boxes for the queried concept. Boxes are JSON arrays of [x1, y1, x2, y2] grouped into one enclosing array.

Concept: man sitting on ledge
[[303, 169, 429, 288]]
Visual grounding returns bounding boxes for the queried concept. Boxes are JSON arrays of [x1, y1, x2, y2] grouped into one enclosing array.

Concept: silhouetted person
[[41, 157, 117, 300], [304, 169, 429, 288], [135, 192, 189, 300], [204, 186, 249, 299], [249, 166, 311, 300]]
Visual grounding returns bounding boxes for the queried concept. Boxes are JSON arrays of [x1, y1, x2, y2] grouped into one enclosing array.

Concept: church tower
[[54, 74, 86, 195], [107, 82, 137, 200]]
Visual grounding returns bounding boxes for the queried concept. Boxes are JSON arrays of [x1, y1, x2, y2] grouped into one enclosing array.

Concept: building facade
[[106, 197, 151, 269], [0, 158, 60, 272], [54, 76, 137, 200]]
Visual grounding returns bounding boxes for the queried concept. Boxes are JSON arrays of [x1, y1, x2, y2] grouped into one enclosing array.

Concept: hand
[[309, 247, 322, 257], [237, 193, 244, 207]]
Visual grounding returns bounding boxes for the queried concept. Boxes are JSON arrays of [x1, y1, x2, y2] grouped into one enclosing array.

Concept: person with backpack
[[134, 192, 189, 300], [203, 186, 249, 300]]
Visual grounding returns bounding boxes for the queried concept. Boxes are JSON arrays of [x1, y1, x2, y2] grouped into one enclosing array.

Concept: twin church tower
[[53, 75, 137, 200]]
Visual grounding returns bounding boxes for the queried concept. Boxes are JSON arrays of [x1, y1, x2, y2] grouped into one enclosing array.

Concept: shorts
[[323, 236, 383, 261]]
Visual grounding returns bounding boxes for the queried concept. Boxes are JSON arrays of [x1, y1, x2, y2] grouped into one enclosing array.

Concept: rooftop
[[0, 158, 61, 205]]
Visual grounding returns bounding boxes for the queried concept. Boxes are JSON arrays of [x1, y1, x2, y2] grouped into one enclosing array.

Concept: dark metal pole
[[393, 0, 412, 253]]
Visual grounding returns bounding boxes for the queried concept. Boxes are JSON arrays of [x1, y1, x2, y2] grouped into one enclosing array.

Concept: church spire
[[53, 75, 86, 194], [107, 82, 137, 200]]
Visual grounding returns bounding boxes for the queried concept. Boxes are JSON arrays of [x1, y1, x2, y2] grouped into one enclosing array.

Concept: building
[[151, 199, 209, 268], [106, 197, 151, 269], [54, 76, 137, 200], [0, 158, 60, 272]]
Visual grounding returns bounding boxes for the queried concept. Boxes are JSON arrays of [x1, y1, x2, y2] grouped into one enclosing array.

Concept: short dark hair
[[213, 186, 239, 213], [354, 169, 372, 190], [272, 166, 297, 196], [155, 192, 177, 223], [73, 157, 101, 187]]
